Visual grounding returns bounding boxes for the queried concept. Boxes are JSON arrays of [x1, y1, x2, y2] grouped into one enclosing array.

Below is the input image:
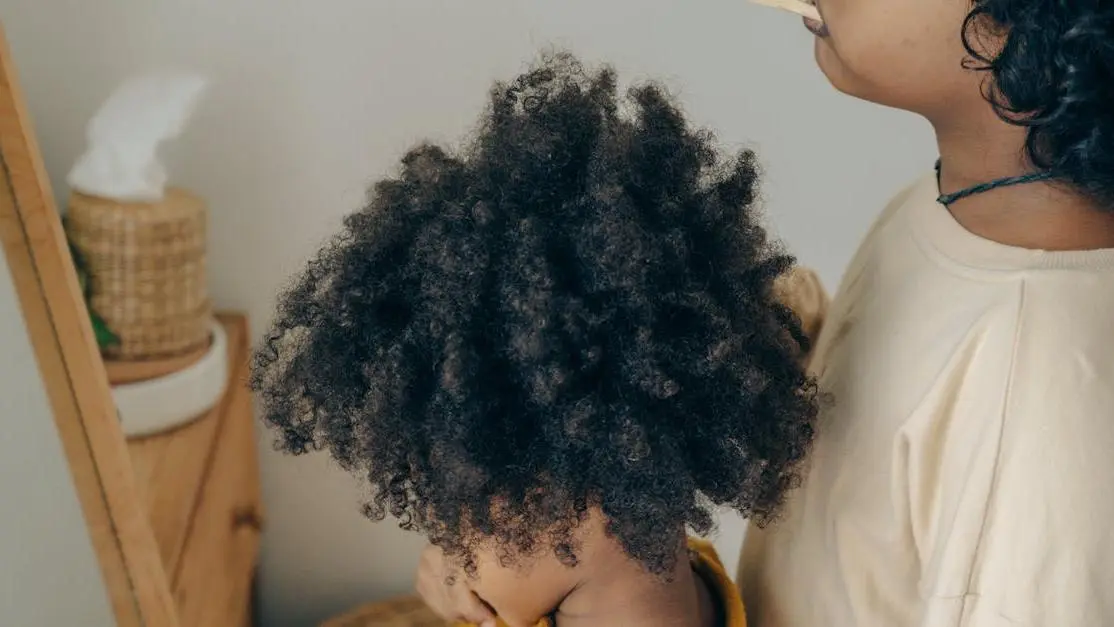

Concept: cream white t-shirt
[[739, 172, 1114, 626]]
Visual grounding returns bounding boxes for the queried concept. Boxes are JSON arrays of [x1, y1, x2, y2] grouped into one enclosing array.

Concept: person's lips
[[802, 0, 829, 36]]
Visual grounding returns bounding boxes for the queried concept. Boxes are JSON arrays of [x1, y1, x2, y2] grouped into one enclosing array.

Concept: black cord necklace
[[934, 159, 1054, 206]]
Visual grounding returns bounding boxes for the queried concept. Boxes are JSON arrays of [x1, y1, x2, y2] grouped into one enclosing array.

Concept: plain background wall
[[0, 253, 116, 626], [1, 1, 935, 625]]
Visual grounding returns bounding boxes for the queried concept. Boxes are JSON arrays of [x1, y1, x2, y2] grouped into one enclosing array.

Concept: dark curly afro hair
[[251, 53, 818, 576], [964, 0, 1114, 208]]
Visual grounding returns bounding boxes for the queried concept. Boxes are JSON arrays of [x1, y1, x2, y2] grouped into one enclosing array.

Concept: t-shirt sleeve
[[918, 304, 1114, 626]]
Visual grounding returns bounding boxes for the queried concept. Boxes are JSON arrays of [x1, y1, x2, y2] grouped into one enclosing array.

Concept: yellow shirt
[[466, 538, 746, 627]]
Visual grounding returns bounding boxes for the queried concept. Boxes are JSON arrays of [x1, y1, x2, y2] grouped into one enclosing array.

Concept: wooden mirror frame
[[0, 25, 178, 627]]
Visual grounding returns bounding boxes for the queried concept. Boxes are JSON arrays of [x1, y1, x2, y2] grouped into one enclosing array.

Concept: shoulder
[[996, 273, 1114, 466], [921, 274, 1114, 621], [954, 271, 1114, 526], [904, 269, 1114, 511], [1006, 272, 1114, 420], [956, 278, 1114, 623], [929, 269, 1114, 458]]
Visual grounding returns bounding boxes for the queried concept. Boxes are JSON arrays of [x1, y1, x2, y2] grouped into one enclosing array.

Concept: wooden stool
[[320, 596, 450, 627]]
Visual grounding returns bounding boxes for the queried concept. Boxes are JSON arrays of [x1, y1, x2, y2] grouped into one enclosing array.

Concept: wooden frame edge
[[0, 24, 179, 627]]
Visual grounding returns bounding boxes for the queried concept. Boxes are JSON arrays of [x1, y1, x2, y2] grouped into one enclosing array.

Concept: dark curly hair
[[963, 0, 1114, 208], [251, 54, 818, 576]]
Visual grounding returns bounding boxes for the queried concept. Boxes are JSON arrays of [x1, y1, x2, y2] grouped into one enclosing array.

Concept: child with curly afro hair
[[251, 53, 823, 627]]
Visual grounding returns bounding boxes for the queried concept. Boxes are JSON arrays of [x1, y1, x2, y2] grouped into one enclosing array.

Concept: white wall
[[1, 2, 934, 625], [0, 253, 116, 626]]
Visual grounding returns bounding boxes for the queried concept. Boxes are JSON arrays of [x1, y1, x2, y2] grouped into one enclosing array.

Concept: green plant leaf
[[90, 310, 120, 349], [63, 227, 115, 350]]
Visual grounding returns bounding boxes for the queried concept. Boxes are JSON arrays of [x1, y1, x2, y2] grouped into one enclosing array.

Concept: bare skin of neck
[[552, 541, 717, 627], [934, 107, 1114, 251]]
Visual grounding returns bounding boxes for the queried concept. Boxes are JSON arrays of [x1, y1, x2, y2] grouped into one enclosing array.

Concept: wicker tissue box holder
[[66, 187, 211, 360]]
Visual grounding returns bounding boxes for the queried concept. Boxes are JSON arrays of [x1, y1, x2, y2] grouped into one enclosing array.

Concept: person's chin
[[812, 36, 923, 111], [814, 53, 912, 111], [813, 38, 845, 90], [813, 39, 869, 100]]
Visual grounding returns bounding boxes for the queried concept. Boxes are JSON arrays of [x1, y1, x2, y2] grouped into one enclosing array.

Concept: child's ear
[[468, 545, 580, 627]]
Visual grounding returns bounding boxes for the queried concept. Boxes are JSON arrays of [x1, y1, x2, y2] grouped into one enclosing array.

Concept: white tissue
[[68, 73, 207, 202]]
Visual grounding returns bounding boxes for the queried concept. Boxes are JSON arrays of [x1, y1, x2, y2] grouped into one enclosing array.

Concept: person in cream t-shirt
[[738, 172, 1114, 626], [738, 0, 1114, 621]]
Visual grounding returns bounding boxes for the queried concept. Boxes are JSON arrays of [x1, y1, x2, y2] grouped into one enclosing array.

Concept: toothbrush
[[749, 0, 822, 22]]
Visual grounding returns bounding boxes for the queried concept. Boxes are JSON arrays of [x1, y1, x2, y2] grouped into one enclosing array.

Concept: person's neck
[[933, 112, 1114, 251], [553, 544, 716, 627]]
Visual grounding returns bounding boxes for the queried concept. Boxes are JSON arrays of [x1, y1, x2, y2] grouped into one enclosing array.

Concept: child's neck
[[552, 544, 717, 627], [934, 116, 1114, 251]]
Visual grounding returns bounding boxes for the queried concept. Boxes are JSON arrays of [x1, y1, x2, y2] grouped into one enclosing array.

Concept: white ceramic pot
[[112, 319, 228, 438]]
